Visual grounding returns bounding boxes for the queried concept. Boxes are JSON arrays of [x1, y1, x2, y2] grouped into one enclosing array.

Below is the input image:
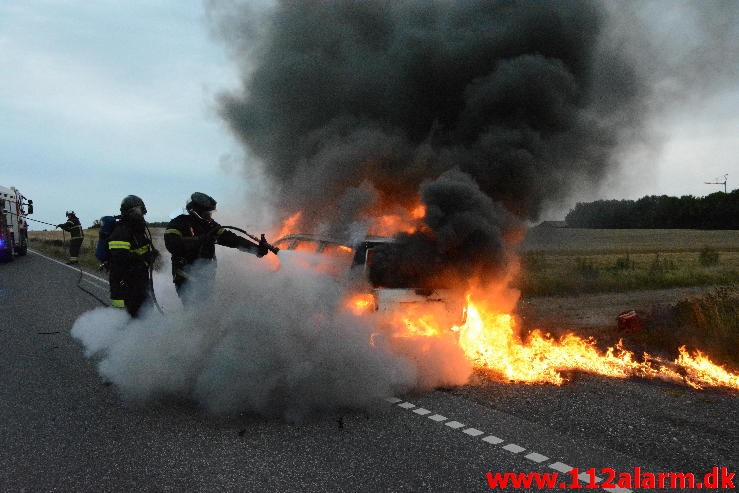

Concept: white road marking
[[579, 472, 603, 482], [524, 452, 548, 463], [482, 435, 504, 445], [502, 443, 526, 454], [462, 428, 484, 437], [384, 397, 631, 493], [29, 249, 108, 284], [549, 462, 573, 473]]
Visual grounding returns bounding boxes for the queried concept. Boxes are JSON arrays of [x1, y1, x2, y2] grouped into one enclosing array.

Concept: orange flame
[[411, 204, 426, 219], [675, 346, 739, 389], [366, 203, 426, 236], [399, 313, 444, 338], [277, 211, 302, 239], [276, 203, 424, 240], [347, 293, 375, 315], [452, 296, 739, 390]]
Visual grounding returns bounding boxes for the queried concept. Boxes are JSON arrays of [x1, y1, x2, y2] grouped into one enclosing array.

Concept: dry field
[[520, 227, 739, 253], [27, 227, 166, 270], [516, 227, 739, 296]]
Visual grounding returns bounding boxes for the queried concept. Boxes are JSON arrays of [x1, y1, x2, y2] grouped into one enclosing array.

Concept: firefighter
[[164, 192, 268, 304], [56, 211, 84, 264], [108, 195, 159, 317]]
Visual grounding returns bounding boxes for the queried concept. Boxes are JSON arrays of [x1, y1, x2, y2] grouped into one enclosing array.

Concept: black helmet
[[120, 195, 147, 215], [186, 192, 217, 212]]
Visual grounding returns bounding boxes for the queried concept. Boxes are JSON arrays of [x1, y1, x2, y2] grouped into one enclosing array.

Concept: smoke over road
[[211, 0, 653, 286]]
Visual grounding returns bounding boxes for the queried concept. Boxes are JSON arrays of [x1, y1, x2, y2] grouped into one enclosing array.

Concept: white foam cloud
[[71, 248, 471, 420]]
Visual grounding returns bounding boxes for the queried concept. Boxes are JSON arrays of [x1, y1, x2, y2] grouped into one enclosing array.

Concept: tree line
[[565, 190, 739, 229]]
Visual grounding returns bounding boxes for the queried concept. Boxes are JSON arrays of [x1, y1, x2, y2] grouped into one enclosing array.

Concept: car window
[[321, 243, 354, 258], [273, 238, 292, 250]]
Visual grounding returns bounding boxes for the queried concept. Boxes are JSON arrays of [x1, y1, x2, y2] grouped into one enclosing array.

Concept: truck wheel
[[16, 237, 27, 256]]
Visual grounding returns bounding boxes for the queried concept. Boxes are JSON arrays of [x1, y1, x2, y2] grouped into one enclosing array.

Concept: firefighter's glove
[[144, 248, 161, 268]]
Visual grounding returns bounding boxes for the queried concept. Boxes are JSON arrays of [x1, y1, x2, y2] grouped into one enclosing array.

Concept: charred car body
[[274, 233, 467, 325]]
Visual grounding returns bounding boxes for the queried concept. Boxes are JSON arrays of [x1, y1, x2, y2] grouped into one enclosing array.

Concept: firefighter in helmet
[[56, 211, 84, 264], [164, 192, 268, 304], [108, 195, 159, 317]]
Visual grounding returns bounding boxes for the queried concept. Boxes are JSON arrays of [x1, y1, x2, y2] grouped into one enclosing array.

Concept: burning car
[[273, 233, 467, 326]]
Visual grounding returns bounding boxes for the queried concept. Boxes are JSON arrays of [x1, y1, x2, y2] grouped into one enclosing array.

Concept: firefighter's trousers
[[68, 237, 83, 262]]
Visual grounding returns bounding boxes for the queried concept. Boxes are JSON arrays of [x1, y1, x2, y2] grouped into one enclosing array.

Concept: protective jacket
[[108, 218, 156, 317], [58, 216, 84, 239], [58, 214, 84, 263], [164, 213, 263, 291]]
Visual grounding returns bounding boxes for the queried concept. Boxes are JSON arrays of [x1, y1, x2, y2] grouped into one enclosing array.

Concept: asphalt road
[[1, 251, 736, 492]]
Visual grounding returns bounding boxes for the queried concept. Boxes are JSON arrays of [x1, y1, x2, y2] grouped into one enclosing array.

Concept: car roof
[[275, 233, 397, 248]]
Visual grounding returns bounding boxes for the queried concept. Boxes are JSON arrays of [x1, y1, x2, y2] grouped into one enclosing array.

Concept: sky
[[1, 0, 737, 229]]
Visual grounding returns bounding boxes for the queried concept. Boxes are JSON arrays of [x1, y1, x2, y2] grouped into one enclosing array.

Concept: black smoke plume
[[212, 0, 650, 284]]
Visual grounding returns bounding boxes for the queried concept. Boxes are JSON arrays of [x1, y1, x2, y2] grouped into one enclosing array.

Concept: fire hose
[[72, 224, 164, 315], [56, 223, 110, 308], [24, 215, 69, 252], [29, 220, 272, 314], [74, 228, 164, 315], [28, 216, 163, 314], [76, 266, 109, 307], [24, 216, 59, 228], [144, 223, 165, 315], [40, 224, 108, 307], [219, 226, 280, 255]]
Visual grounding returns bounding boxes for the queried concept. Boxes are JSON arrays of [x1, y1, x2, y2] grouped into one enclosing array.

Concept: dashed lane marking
[[549, 462, 573, 473], [525, 452, 549, 463], [482, 435, 504, 445], [502, 443, 526, 454], [462, 428, 484, 437], [445, 421, 465, 429], [386, 397, 632, 493], [580, 472, 603, 483]]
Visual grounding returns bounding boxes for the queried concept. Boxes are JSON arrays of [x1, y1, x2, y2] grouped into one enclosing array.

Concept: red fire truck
[[0, 185, 33, 262]]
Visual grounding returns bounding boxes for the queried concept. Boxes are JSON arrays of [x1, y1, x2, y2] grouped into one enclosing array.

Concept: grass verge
[[28, 230, 101, 270]]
